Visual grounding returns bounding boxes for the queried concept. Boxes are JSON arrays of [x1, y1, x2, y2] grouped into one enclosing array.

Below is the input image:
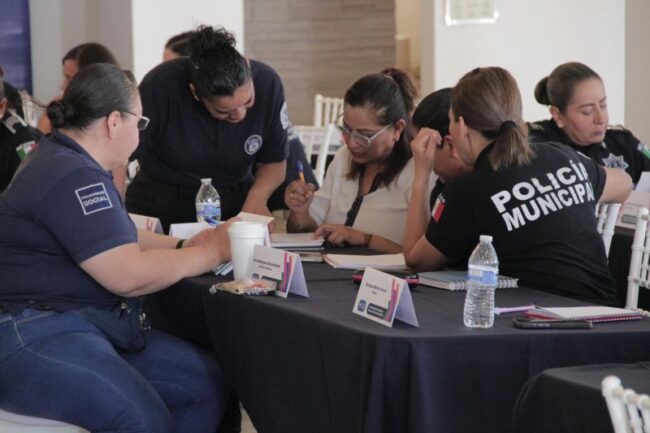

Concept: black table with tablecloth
[[513, 361, 650, 433], [153, 260, 650, 433]]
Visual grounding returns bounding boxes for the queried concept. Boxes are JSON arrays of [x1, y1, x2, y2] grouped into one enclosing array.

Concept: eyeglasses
[[123, 111, 150, 131], [335, 115, 393, 148]]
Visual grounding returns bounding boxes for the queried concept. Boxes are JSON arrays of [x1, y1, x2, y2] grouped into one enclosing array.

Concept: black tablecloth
[[513, 362, 650, 433], [157, 261, 650, 433]]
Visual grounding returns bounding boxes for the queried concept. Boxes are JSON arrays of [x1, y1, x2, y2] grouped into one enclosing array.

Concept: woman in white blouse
[[284, 68, 434, 253]]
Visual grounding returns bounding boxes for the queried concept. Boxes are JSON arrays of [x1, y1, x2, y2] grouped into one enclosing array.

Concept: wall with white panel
[[29, 0, 243, 102], [421, 0, 626, 125]]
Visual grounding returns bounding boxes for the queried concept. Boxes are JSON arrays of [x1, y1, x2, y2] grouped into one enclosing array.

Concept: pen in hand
[[296, 160, 306, 183]]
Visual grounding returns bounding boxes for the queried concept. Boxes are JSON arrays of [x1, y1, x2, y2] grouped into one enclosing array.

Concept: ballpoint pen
[[296, 160, 306, 183]]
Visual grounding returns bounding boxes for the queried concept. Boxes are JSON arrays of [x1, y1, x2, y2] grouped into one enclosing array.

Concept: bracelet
[[363, 233, 373, 247], [202, 244, 219, 263], [175, 239, 185, 249]]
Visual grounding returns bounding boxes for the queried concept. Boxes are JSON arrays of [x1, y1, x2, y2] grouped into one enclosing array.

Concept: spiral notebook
[[418, 270, 518, 291], [525, 306, 643, 323]]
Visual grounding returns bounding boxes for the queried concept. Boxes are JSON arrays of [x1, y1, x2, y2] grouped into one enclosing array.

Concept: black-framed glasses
[[335, 114, 392, 148], [123, 111, 150, 131]]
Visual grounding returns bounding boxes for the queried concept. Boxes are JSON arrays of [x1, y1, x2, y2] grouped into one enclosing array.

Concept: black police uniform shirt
[[0, 131, 136, 312], [425, 141, 617, 305], [529, 118, 650, 183], [0, 110, 42, 192], [132, 57, 290, 189]]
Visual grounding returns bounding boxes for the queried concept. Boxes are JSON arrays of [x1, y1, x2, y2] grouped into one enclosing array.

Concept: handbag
[[76, 297, 150, 352]]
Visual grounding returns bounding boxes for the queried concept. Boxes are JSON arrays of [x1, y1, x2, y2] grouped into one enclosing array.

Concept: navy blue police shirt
[[0, 131, 137, 312], [426, 141, 617, 305], [132, 57, 289, 189], [529, 118, 650, 183]]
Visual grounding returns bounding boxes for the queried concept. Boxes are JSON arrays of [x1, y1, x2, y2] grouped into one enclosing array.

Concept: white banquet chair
[[596, 202, 622, 257], [313, 94, 343, 127], [626, 207, 650, 309], [293, 124, 338, 186], [602, 375, 650, 433]]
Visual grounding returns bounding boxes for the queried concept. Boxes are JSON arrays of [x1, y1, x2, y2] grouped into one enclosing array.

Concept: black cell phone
[[512, 317, 593, 329], [352, 269, 419, 288]]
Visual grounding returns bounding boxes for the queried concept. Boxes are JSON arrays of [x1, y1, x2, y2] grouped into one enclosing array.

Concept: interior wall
[[421, 0, 626, 124], [130, 0, 243, 83], [29, 0, 243, 102], [625, 0, 650, 144], [395, 0, 421, 79], [244, 0, 396, 126]]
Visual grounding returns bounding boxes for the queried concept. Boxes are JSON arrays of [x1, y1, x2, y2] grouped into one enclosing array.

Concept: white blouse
[[309, 146, 435, 245]]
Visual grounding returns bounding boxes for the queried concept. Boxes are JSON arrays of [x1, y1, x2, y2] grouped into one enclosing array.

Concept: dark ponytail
[[452, 67, 532, 171], [188, 26, 251, 99], [534, 62, 601, 112], [47, 63, 136, 131], [344, 67, 418, 186]]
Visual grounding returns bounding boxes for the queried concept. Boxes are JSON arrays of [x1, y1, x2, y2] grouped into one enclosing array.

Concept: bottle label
[[467, 266, 498, 285], [203, 204, 221, 221]]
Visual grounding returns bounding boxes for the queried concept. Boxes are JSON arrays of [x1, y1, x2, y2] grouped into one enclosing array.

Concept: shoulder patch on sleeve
[[280, 102, 289, 130], [75, 183, 113, 215]]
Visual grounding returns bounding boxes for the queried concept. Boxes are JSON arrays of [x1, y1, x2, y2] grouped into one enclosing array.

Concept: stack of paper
[[270, 233, 324, 250], [525, 306, 643, 323], [324, 253, 407, 270], [418, 270, 518, 291]]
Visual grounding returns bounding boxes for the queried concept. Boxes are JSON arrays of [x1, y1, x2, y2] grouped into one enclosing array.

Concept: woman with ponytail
[[126, 25, 289, 232], [529, 61, 650, 183], [405, 66, 631, 305], [285, 67, 435, 253]]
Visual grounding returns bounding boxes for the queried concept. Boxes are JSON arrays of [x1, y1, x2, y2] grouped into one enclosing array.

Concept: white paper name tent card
[[168, 221, 213, 238], [353, 267, 419, 328], [129, 213, 163, 234], [249, 245, 309, 298]]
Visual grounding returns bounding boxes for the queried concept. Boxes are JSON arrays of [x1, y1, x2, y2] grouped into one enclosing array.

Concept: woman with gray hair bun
[[0, 63, 232, 433], [405, 66, 631, 306]]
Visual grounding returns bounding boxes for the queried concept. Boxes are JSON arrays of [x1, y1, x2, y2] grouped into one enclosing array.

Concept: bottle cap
[[479, 235, 493, 243], [200, 178, 212, 183]]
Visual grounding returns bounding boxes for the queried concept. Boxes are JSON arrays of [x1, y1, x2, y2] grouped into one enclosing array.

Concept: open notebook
[[270, 233, 324, 249], [418, 270, 518, 291], [323, 253, 407, 270], [525, 306, 643, 323]]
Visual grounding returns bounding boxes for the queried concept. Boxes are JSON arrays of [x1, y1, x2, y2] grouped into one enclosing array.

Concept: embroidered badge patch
[[280, 101, 289, 129], [602, 153, 629, 170], [431, 195, 446, 222], [75, 183, 113, 215], [244, 135, 263, 155]]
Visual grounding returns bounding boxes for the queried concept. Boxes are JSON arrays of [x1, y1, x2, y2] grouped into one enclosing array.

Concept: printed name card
[[249, 245, 309, 298], [168, 221, 213, 238], [129, 213, 163, 234], [353, 267, 419, 328]]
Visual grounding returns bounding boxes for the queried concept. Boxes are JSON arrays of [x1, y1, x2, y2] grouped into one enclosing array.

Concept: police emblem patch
[[244, 135, 263, 155], [602, 153, 629, 170], [280, 101, 289, 129], [75, 183, 113, 215]]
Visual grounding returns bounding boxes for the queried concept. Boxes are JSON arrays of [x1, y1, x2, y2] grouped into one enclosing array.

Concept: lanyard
[[344, 172, 382, 227]]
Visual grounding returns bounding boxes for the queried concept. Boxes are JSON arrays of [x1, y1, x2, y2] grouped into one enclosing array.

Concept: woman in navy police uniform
[[529, 61, 650, 184], [0, 64, 233, 433], [126, 26, 289, 232]]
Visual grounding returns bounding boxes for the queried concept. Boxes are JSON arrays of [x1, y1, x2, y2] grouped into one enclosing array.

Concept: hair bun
[[46, 100, 76, 128], [534, 76, 551, 105], [191, 26, 236, 58]]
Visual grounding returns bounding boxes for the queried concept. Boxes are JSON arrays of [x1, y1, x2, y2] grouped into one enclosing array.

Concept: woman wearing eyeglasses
[[0, 64, 232, 433], [284, 68, 435, 253]]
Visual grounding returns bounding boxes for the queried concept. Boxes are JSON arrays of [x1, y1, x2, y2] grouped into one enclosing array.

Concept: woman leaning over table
[[529, 61, 650, 183], [0, 64, 231, 433], [404, 66, 631, 306], [284, 67, 435, 253]]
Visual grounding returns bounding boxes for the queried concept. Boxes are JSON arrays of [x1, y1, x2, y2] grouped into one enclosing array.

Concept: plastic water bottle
[[195, 178, 221, 223], [463, 235, 499, 328]]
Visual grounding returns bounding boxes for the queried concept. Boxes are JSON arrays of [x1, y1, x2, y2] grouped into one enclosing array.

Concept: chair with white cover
[[626, 207, 650, 309], [596, 203, 622, 257], [313, 94, 344, 127], [0, 408, 88, 433], [293, 124, 337, 186], [602, 375, 650, 433]]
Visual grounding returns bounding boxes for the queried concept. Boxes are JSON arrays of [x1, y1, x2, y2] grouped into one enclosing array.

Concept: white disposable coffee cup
[[228, 222, 267, 280]]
